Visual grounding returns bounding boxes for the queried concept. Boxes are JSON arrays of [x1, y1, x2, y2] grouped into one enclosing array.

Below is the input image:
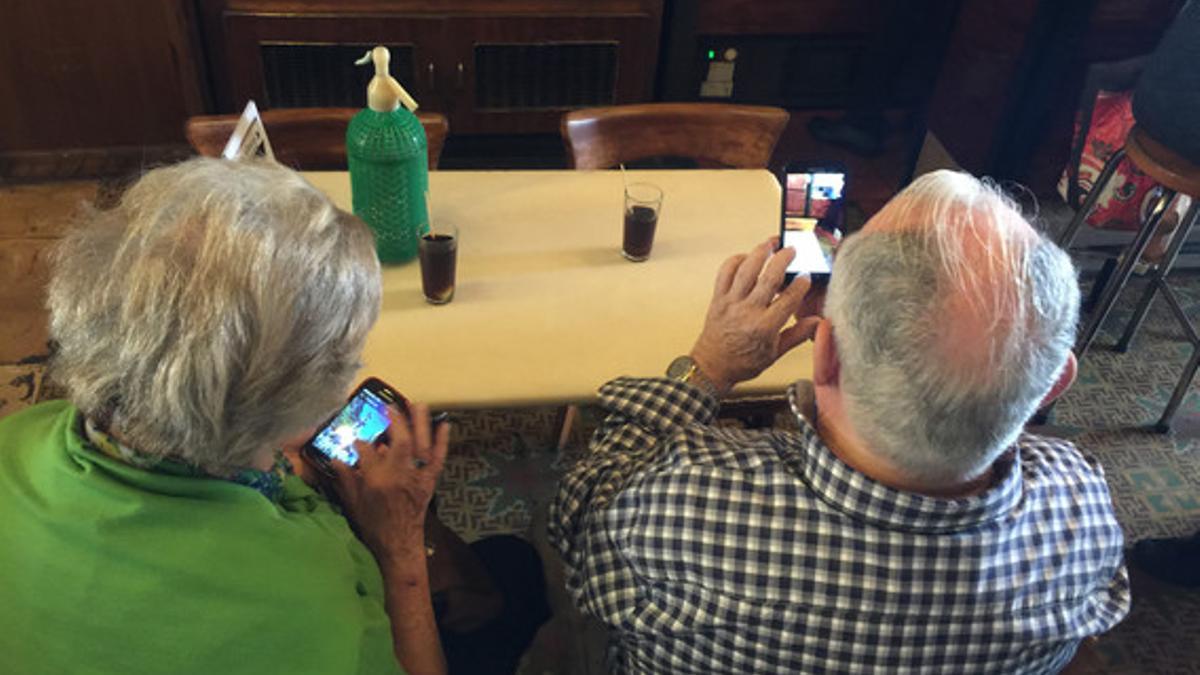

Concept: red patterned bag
[[1059, 90, 1158, 230]]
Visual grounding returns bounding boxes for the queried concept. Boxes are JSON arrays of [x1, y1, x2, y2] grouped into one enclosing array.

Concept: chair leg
[[1116, 280, 1161, 354], [1161, 284, 1200, 347], [1057, 147, 1127, 249], [1075, 189, 1177, 358], [1115, 200, 1199, 352], [1151, 275, 1200, 432], [1156, 344, 1200, 433], [1036, 156, 1127, 425], [1082, 257, 1117, 315], [555, 404, 579, 451]]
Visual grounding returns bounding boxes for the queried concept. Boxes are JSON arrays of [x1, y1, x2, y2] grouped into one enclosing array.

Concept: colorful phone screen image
[[784, 171, 846, 231], [310, 388, 391, 467]]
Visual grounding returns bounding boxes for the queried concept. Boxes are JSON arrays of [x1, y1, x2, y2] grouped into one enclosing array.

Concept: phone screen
[[309, 386, 392, 467], [782, 221, 835, 275], [781, 168, 845, 279]]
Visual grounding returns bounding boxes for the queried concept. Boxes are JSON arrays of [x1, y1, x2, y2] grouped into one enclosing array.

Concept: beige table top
[[303, 169, 813, 409]]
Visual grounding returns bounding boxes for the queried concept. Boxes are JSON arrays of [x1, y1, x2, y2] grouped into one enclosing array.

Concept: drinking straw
[[425, 189, 435, 238]]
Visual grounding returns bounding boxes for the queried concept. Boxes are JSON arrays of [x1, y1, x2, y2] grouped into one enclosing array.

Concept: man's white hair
[[824, 170, 1079, 482], [47, 158, 381, 475]]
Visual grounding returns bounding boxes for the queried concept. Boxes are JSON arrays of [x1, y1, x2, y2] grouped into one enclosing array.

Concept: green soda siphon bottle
[[346, 46, 430, 263]]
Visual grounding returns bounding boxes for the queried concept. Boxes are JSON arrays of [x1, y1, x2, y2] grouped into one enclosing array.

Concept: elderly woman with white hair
[[0, 158, 547, 675]]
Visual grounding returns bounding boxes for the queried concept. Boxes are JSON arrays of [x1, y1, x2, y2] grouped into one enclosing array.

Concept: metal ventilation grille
[[475, 43, 617, 110], [260, 43, 415, 108]]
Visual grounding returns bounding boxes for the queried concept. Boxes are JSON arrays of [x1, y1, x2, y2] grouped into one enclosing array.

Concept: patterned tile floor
[[4, 271, 1200, 674]]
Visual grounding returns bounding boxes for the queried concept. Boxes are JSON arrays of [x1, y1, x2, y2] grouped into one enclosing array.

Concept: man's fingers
[[409, 402, 432, 459], [750, 246, 797, 304], [426, 420, 451, 478], [777, 316, 822, 356], [795, 283, 827, 320], [730, 239, 775, 297], [329, 450, 361, 495], [767, 273, 812, 324], [347, 439, 376, 470], [713, 253, 746, 297], [385, 405, 414, 459]]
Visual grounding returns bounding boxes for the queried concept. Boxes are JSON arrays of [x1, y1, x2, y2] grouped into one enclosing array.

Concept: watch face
[[666, 355, 695, 379]]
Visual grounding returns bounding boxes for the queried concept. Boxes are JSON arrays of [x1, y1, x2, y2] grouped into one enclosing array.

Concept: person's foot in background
[[1131, 529, 1200, 587], [808, 114, 889, 157]]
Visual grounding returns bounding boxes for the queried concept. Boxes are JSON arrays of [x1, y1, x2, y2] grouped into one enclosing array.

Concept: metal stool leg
[[1153, 275, 1200, 431], [1075, 188, 1178, 358], [1032, 149, 1129, 426], [1057, 147, 1127, 249], [1157, 333, 1200, 433], [1116, 200, 1199, 352], [1152, 201, 1200, 429], [1082, 258, 1117, 315]]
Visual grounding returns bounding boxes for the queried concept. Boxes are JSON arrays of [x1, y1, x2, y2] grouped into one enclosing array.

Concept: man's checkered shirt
[[548, 377, 1130, 674]]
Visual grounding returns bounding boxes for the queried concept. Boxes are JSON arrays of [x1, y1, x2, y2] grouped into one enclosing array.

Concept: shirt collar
[[784, 381, 1023, 533], [82, 417, 289, 503]]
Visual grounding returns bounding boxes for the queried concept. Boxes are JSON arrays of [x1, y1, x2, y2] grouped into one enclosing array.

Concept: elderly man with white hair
[[550, 170, 1130, 674]]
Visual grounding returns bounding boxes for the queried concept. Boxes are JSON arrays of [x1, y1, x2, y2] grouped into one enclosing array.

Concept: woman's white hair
[[48, 158, 381, 475], [824, 170, 1079, 483]]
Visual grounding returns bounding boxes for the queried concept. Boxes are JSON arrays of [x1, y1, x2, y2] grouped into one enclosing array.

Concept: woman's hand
[[329, 403, 450, 565]]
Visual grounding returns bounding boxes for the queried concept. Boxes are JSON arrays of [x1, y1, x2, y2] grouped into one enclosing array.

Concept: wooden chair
[[562, 103, 790, 170], [554, 103, 790, 449], [185, 107, 449, 170]]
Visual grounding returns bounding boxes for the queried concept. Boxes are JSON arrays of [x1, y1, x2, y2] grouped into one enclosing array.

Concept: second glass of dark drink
[[419, 225, 458, 305], [622, 182, 663, 262]]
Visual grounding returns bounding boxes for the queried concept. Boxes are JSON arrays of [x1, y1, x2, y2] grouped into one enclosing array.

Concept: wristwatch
[[666, 355, 722, 398]]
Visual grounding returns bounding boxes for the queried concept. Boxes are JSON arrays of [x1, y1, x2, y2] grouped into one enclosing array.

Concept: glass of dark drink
[[418, 225, 458, 305], [622, 183, 663, 262]]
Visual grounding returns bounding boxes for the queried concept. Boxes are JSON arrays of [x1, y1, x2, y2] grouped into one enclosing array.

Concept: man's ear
[[1039, 352, 1078, 408], [812, 319, 840, 387]]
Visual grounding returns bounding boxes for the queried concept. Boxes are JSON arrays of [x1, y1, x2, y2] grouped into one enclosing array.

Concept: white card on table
[[222, 100, 275, 162]]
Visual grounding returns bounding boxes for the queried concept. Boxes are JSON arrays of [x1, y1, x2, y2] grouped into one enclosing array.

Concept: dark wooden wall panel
[[1023, 0, 1184, 191], [202, 0, 662, 135], [924, 0, 1043, 174], [696, 0, 883, 35], [0, 0, 206, 153], [925, 0, 1183, 193]]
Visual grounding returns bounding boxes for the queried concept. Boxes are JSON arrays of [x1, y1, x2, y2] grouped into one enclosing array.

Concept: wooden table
[[304, 169, 813, 409]]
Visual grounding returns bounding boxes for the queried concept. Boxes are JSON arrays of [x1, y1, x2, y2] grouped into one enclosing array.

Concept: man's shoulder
[[657, 423, 804, 474], [1016, 432, 1108, 483], [1014, 432, 1121, 538]]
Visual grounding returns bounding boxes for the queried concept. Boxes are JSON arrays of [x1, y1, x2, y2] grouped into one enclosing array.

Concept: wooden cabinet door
[[221, 12, 446, 114], [441, 10, 662, 134]]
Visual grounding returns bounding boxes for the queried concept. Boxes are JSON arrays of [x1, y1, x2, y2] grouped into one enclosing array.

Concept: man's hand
[[690, 238, 823, 394], [330, 403, 450, 566]]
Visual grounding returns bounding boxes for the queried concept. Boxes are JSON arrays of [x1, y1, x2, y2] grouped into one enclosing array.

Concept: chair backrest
[[562, 103, 790, 170], [185, 107, 449, 170]]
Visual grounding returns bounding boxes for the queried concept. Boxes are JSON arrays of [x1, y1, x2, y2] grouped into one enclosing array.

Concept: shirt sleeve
[[547, 376, 718, 623]]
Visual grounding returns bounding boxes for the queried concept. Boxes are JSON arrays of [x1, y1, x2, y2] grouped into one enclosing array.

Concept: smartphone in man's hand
[[779, 162, 847, 285]]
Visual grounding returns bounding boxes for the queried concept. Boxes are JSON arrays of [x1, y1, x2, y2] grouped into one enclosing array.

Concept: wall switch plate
[[699, 61, 735, 98]]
